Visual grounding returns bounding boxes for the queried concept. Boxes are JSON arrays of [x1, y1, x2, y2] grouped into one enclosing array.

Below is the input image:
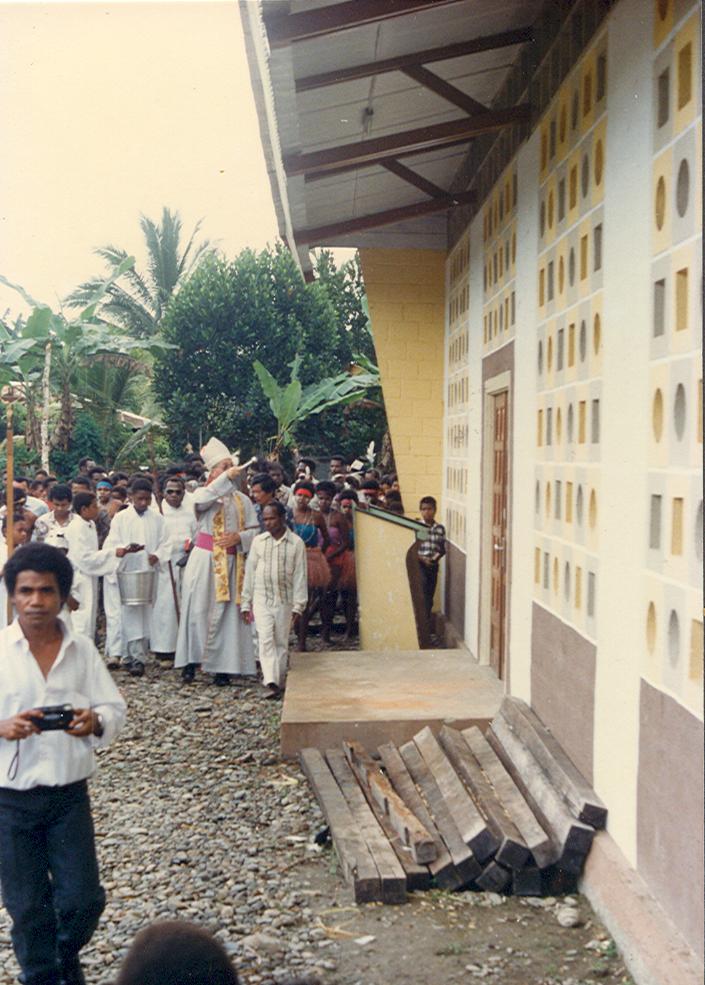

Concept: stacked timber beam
[[300, 697, 607, 903]]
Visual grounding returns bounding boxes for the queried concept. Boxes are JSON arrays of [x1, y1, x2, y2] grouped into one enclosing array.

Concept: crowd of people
[[0, 441, 445, 698], [0, 437, 447, 985]]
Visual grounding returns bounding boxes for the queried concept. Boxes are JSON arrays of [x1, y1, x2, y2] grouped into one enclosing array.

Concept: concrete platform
[[281, 649, 504, 759]]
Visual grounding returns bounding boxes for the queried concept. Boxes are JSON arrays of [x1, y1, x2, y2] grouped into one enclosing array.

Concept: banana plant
[[0, 258, 173, 468], [253, 352, 381, 457]]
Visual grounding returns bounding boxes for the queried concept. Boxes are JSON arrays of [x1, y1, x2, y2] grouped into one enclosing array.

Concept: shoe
[[106, 657, 120, 670], [181, 664, 196, 683], [59, 956, 87, 985], [119, 659, 134, 672], [129, 661, 145, 677], [263, 682, 282, 701], [214, 673, 231, 687], [155, 651, 175, 662]]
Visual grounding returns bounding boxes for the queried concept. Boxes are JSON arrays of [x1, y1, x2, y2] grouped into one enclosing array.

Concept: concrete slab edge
[[578, 831, 702, 985]]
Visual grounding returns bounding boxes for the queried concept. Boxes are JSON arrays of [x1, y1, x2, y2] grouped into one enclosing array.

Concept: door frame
[[479, 369, 513, 681]]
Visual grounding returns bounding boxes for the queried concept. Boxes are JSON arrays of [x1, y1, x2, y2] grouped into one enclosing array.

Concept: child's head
[[71, 475, 92, 496], [419, 496, 437, 523], [73, 491, 98, 521], [129, 477, 154, 514], [2, 513, 31, 546]]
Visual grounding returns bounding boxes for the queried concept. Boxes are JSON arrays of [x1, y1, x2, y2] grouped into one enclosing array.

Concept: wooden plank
[[414, 726, 497, 863], [475, 860, 511, 893], [398, 739, 481, 887], [378, 742, 462, 891], [343, 740, 436, 863], [299, 749, 380, 902], [499, 698, 608, 829], [325, 749, 406, 904], [512, 866, 542, 897], [462, 726, 555, 869], [487, 718, 595, 860], [439, 725, 524, 869]]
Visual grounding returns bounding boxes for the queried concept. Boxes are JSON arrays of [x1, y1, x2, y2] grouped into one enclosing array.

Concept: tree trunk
[[40, 341, 51, 470]]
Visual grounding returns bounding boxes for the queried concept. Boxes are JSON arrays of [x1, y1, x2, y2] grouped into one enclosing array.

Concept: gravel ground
[[0, 656, 634, 985]]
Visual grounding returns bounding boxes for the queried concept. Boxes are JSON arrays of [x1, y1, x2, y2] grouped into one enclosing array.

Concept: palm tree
[[65, 207, 213, 337]]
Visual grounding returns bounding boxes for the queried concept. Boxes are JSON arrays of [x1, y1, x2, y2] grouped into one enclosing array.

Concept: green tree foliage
[[154, 244, 386, 461], [65, 208, 212, 338]]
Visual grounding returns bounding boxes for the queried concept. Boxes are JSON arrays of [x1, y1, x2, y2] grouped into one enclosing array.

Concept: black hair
[[250, 473, 276, 494], [130, 477, 154, 494], [111, 487, 128, 500], [337, 488, 359, 503], [296, 457, 317, 474], [344, 475, 361, 490], [165, 464, 185, 476], [2, 512, 28, 532], [330, 452, 347, 463], [71, 475, 92, 489], [34, 469, 49, 479], [364, 468, 381, 480], [262, 499, 286, 519], [114, 921, 239, 985], [110, 471, 129, 483], [386, 501, 405, 515], [360, 479, 380, 492], [385, 490, 403, 504], [88, 466, 107, 478], [78, 457, 92, 468], [29, 480, 46, 493], [4, 542, 74, 601], [73, 491, 96, 515], [420, 496, 437, 509], [49, 483, 72, 503], [250, 457, 270, 474], [316, 481, 337, 497], [293, 480, 315, 496], [15, 475, 30, 485], [1, 486, 26, 506], [183, 452, 204, 463], [163, 475, 185, 490]]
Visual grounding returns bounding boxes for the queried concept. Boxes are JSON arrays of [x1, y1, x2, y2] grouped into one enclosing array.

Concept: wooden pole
[[147, 430, 180, 623], [5, 400, 15, 624]]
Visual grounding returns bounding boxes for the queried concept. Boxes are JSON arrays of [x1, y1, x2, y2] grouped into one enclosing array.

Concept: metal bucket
[[117, 569, 156, 606]]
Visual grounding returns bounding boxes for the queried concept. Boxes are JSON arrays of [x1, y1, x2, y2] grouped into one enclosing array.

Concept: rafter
[[295, 26, 534, 92], [283, 105, 531, 178], [293, 192, 476, 245], [265, 0, 467, 50], [380, 159, 450, 198], [402, 65, 486, 115]]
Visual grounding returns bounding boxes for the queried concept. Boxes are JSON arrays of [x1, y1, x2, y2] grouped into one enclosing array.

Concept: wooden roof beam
[[402, 64, 486, 114], [283, 104, 531, 178], [293, 192, 476, 246], [380, 159, 451, 198], [295, 26, 534, 92], [266, 0, 467, 50]]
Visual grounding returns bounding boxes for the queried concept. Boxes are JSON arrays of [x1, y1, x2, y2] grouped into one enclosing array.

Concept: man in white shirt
[[0, 542, 126, 985], [240, 501, 308, 700]]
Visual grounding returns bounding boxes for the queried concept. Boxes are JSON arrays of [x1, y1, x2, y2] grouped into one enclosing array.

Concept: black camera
[[29, 705, 74, 731]]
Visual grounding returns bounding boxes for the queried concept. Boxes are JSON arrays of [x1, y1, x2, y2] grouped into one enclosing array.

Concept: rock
[[241, 932, 285, 956], [557, 906, 582, 928]]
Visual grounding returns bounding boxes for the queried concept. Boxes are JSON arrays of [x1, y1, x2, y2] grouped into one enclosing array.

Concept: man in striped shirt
[[240, 502, 307, 700]]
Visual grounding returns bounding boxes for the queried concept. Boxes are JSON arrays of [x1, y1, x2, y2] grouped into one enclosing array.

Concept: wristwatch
[[93, 712, 104, 738]]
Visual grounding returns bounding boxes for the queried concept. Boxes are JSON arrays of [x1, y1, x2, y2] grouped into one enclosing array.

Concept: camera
[[29, 705, 74, 731]]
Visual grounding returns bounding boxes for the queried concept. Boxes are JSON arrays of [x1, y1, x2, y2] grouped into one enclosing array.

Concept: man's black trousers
[[419, 561, 439, 621], [0, 779, 105, 985]]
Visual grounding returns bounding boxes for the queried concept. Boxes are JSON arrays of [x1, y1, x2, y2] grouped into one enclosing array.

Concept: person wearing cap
[[174, 438, 258, 686]]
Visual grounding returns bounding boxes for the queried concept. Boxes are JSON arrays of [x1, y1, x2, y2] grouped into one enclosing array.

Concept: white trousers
[[253, 598, 293, 688]]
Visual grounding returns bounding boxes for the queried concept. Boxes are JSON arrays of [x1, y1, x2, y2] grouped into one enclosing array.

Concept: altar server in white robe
[[174, 437, 257, 686], [103, 478, 167, 677], [150, 476, 196, 658], [64, 492, 119, 640]]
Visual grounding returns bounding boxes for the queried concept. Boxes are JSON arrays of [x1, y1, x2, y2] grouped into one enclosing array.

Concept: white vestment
[[103, 506, 167, 648], [150, 500, 197, 653], [64, 516, 118, 639], [174, 471, 257, 674]]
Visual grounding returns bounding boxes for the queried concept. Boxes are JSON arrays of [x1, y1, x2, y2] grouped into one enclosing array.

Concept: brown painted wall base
[[530, 603, 596, 784], [580, 830, 702, 985], [637, 680, 704, 960]]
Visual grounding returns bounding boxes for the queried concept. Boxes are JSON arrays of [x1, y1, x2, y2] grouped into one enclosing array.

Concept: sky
[[0, 0, 283, 316]]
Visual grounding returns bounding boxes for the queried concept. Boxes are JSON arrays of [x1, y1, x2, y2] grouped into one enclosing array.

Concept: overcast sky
[[0, 0, 283, 316]]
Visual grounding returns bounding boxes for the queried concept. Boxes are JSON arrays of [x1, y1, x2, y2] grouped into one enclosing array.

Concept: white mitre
[[201, 436, 232, 471]]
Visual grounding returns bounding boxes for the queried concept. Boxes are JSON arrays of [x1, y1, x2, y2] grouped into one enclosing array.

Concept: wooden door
[[490, 391, 508, 678]]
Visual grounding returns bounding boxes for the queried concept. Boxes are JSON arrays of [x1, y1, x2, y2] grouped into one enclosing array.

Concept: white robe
[[64, 515, 118, 639], [103, 506, 167, 647], [150, 500, 197, 653], [174, 471, 257, 674]]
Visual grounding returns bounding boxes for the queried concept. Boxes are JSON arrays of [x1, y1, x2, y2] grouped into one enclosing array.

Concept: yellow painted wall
[[355, 509, 420, 651], [359, 248, 446, 511]]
